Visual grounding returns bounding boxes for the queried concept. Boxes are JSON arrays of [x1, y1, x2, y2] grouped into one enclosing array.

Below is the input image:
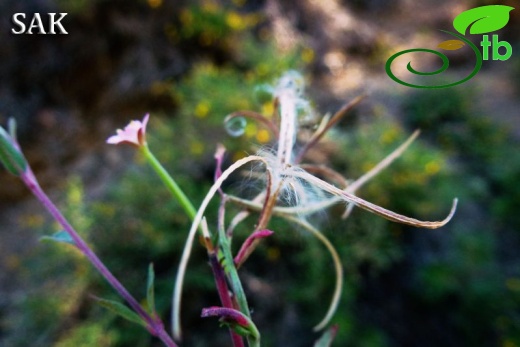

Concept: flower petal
[[107, 114, 149, 147], [138, 113, 150, 145]]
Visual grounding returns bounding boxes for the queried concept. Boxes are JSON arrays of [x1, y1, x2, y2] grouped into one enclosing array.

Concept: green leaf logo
[[453, 5, 514, 35]]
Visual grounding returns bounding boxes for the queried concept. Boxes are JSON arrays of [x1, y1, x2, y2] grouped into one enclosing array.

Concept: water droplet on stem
[[225, 116, 247, 137]]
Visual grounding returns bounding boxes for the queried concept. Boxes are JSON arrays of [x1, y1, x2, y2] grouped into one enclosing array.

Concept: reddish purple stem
[[208, 253, 245, 347], [201, 306, 250, 327], [20, 168, 178, 347], [214, 144, 226, 182], [212, 145, 245, 346], [234, 229, 274, 268]]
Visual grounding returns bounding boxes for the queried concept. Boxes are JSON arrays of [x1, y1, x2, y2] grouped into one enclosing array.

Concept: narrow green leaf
[[94, 297, 147, 328], [453, 5, 514, 35], [8, 118, 17, 142], [40, 230, 76, 246], [201, 306, 260, 339], [0, 125, 27, 176], [146, 263, 156, 315], [313, 325, 339, 347], [220, 322, 250, 337]]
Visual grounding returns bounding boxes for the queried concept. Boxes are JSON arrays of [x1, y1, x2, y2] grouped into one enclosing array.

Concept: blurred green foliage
[[55, 0, 93, 13], [404, 87, 520, 346], [5, 177, 95, 346]]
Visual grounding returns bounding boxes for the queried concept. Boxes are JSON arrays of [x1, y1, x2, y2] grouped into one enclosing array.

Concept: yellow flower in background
[[380, 127, 398, 145], [195, 101, 211, 118], [261, 102, 274, 116], [190, 140, 204, 155], [425, 161, 441, 175], [201, 0, 219, 13], [226, 11, 245, 30], [256, 129, 270, 143], [245, 122, 258, 138], [301, 47, 315, 63], [147, 0, 162, 9], [180, 9, 193, 25], [232, 0, 246, 7]]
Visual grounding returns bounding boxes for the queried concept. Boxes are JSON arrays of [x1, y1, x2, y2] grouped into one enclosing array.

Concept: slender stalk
[[141, 144, 197, 220], [202, 213, 245, 347], [234, 229, 274, 269], [20, 169, 177, 347], [141, 143, 250, 345], [225, 192, 343, 332], [201, 307, 260, 344], [294, 94, 366, 164], [208, 252, 245, 347], [226, 193, 265, 238], [282, 215, 343, 331], [276, 90, 298, 166], [254, 168, 276, 231], [346, 130, 420, 192], [217, 208, 259, 347], [217, 226, 251, 317], [172, 155, 266, 342]]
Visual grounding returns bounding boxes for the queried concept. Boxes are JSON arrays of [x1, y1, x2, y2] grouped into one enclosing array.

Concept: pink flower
[[107, 113, 149, 147]]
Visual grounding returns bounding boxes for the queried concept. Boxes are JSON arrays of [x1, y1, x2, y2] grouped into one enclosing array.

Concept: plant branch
[[141, 144, 197, 220], [172, 155, 267, 340], [295, 95, 366, 163], [20, 169, 177, 347]]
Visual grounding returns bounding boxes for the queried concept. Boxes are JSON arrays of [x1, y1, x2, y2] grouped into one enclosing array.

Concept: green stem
[[218, 231, 250, 316], [217, 209, 260, 347], [141, 144, 197, 220]]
